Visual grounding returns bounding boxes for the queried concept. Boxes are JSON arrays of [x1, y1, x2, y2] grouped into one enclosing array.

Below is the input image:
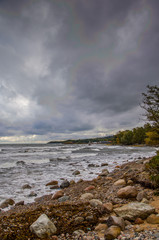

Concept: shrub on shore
[[146, 151, 159, 188]]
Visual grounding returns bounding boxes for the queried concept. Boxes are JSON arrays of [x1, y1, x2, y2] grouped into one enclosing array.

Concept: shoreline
[[0, 144, 157, 206], [0, 156, 159, 239]]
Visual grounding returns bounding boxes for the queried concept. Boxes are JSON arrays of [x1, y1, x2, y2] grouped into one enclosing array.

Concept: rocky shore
[[0, 157, 159, 240]]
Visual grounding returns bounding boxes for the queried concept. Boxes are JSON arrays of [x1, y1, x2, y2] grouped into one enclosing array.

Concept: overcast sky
[[0, 0, 158, 143]]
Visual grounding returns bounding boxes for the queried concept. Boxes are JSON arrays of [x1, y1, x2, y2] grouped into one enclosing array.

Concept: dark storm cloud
[[0, 0, 159, 142]]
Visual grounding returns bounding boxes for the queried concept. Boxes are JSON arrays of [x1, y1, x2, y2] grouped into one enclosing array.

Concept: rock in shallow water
[[46, 180, 58, 186], [52, 190, 64, 200], [22, 184, 32, 189], [0, 198, 15, 208], [72, 170, 80, 175], [60, 180, 70, 189], [28, 191, 37, 197], [15, 200, 24, 206], [99, 169, 109, 177], [30, 214, 57, 238]]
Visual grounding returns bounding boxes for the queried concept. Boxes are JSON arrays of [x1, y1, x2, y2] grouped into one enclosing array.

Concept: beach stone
[[115, 165, 121, 169], [30, 214, 57, 238], [72, 170, 80, 175], [88, 163, 98, 167], [80, 193, 93, 200], [74, 217, 84, 224], [22, 184, 32, 189], [50, 185, 59, 190], [127, 179, 133, 185], [136, 191, 147, 202], [117, 186, 138, 199], [73, 230, 85, 237], [114, 202, 155, 220], [89, 199, 103, 207], [106, 216, 125, 231], [135, 225, 145, 232], [70, 180, 75, 185], [46, 180, 58, 186], [99, 169, 109, 176], [16, 160, 26, 165], [51, 236, 58, 240], [141, 197, 149, 203], [146, 214, 159, 224], [15, 201, 24, 206], [77, 179, 83, 183], [86, 215, 94, 222], [28, 191, 37, 197], [0, 198, 15, 209], [134, 217, 144, 224], [124, 220, 132, 226], [58, 195, 70, 202], [60, 180, 70, 189], [104, 225, 121, 240], [52, 190, 64, 200], [103, 202, 113, 213], [101, 163, 108, 166], [95, 223, 108, 232], [106, 177, 113, 181], [84, 185, 95, 191], [114, 179, 126, 186]]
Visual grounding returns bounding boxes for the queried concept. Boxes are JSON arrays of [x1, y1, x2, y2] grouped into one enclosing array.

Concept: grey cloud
[[0, 0, 158, 141]]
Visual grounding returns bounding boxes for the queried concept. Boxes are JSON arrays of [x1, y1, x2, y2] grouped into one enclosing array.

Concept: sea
[[0, 143, 158, 206]]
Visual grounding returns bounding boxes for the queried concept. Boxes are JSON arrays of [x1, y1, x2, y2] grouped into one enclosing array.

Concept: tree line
[[114, 85, 159, 146], [114, 123, 158, 145]]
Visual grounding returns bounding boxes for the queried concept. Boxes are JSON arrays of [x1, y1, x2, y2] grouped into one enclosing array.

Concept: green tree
[[121, 130, 133, 145], [116, 131, 124, 144], [141, 85, 159, 133], [132, 127, 146, 144], [145, 131, 159, 146]]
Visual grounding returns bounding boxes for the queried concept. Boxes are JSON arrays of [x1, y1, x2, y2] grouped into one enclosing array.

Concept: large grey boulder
[[30, 214, 57, 238], [114, 202, 155, 221]]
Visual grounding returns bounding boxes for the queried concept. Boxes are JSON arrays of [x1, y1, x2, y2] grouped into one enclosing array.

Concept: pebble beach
[[0, 153, 159, 240]]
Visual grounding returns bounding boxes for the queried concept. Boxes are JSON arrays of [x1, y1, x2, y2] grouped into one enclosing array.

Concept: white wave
[[26, 158, 50, 164], [72, 153, 97, 158], [0, 162, 16, 168]]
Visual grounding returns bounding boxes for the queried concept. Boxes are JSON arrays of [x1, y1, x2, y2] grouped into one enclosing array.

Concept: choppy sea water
[[0, 143, 158, 205]]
